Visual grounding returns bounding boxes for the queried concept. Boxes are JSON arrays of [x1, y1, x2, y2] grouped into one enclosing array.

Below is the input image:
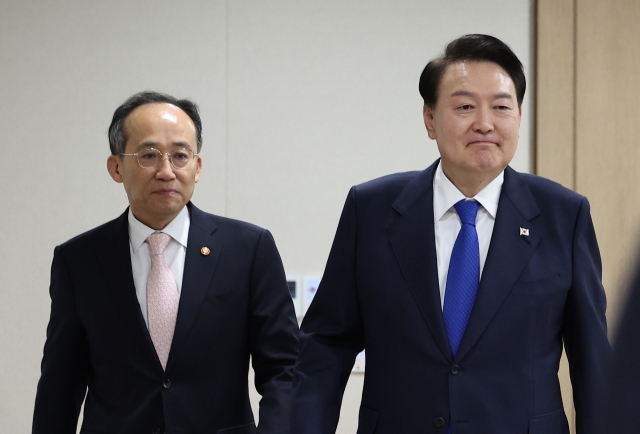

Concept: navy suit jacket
[[33, 203, 299, 434], [607, 265, 640, 433], [291, 161, 610, 434]]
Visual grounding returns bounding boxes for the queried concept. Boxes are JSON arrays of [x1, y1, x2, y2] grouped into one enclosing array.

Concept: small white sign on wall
[[302, 275, 322, 315], [286, 275, 302, 318]]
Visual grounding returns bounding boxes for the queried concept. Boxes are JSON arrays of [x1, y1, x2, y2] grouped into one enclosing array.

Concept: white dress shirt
[[433, 162, 504, 308], [128, 206, 190, 326]]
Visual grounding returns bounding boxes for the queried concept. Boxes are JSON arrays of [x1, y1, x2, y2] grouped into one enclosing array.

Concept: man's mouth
[[467, 141, 498, 147], [153, 188, 179, 195]]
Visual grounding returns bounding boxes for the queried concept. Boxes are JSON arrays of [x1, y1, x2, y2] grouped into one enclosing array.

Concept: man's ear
[[107, 155, 124, 183], [194, 156, 202, 183], [423, 105, 437, 140]]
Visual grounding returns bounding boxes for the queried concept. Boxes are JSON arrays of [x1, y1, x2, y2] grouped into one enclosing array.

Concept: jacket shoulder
[[210, 214, 269, 236], [517, 171, 586, 205], [56, 213, 126, 251], [190, 206, 272, 245], [356, 171, 423, 194]]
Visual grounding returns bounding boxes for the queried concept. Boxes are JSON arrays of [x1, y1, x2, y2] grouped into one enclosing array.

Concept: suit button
[[435, 417, 445, 428], [162, 379, 171, 389], [451, 365, 459, 375]]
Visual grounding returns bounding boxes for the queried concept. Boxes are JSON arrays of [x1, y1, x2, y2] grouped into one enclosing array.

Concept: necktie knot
[[454, 199, 479, 226], [147, 233, 172, 256]]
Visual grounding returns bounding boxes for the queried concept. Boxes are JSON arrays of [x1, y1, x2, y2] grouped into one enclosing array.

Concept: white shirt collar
[[128, 206, 190, 253], [433, 161, 504, 222]]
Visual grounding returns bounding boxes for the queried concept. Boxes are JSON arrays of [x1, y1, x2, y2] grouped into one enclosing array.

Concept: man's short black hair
[[418, 34, 525, 109], [108, 91, 203, 155]]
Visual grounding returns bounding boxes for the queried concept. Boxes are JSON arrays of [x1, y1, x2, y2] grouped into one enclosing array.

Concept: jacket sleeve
[[32, 246, 89, 434], [291, 187, 364, 434], [562, 197, 611, 434], [248, 229, 300, 434]]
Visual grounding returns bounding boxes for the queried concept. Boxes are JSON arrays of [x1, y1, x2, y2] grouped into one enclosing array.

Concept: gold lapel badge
[[519, 227, 530, 237], [201, 246, 211, 256]]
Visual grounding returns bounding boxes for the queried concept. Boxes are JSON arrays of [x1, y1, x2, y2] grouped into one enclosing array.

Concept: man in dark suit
[[32, 91, 299, 434], [291, 34, 609, 434]]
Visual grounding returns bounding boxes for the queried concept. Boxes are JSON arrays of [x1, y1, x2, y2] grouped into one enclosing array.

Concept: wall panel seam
[[572, 0, 577, 191], [224, 0, 230, 216]]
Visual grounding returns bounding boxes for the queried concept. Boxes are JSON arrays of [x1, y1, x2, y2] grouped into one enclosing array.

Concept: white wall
[[0, 1, 531, 432]]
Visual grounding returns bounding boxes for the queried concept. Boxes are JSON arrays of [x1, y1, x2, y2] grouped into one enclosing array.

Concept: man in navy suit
[[291, 34, 609, 434], [32, 91, 299, 434]]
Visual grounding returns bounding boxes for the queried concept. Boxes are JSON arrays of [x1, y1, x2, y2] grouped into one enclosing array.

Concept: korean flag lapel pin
[[519, 227, 530, 237]]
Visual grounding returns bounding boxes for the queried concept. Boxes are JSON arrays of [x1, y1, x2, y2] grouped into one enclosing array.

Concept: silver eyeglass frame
[[119, 147, 199, 170]]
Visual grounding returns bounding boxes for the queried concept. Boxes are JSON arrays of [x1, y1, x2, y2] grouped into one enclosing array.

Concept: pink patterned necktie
[[146, 233, 179, 370]]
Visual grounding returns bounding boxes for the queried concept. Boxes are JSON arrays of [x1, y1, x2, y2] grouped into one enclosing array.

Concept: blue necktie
[[443, 199, 480, 357], [443, 200, 479, 434]]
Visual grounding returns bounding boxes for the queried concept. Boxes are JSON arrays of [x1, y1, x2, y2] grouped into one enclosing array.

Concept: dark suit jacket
[[33, 203, 299, 434], [291, 161, 610, 434], [607, 266, 640, 433]]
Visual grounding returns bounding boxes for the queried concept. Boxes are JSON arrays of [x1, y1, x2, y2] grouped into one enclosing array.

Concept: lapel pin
[[519, 227, 530, 237], [200, 246, 211, 256]]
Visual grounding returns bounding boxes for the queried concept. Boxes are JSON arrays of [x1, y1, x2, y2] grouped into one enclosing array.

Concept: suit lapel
[[166, 203, 222, 372], [455, 167, 542, 361], [386, 162, 453, 361], [98, 210, 163, 372]]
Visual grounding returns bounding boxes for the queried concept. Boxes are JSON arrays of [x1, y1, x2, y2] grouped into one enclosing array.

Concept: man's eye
[[459, 104, 473, 110], [139, 152, 158, 160], [172, 151, 189, 160], [495, 105, 510, 110]]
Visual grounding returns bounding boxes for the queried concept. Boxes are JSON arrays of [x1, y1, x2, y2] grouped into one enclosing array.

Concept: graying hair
[[108, 91, 203, 155]]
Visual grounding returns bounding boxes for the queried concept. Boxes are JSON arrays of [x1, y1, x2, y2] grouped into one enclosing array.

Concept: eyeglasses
[[120, 148, 199, 169]]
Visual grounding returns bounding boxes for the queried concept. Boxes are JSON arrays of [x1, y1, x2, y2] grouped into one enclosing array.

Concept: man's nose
[[473, 107, 494, 133], [155, 154, 176, 179]]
